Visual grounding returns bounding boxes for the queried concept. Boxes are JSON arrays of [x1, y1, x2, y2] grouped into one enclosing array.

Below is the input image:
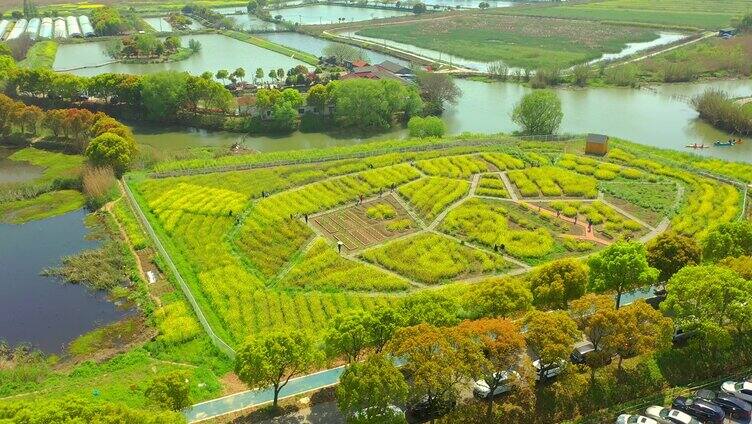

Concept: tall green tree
[[661, 265, 752, 330], [140, 71, 188, 120], [366, 307, 404, 353], [606, 300, 672, 374], [415, 71, 461, 115], [511, 89, 563, 135], [85, 132, 137, 176], [463, 277, 532, 319], [528, 258, 588, 310], [702, 221, 752, 262], [235, 329, 319, 408], [588, 241, 658, 309], [524, 310, 579, 380], [646, 231, 702, 282], [336, 355, 408, 423], [399, 291, 460, 327], [144, 370, 192, 411], [324, 310, 371, 363]]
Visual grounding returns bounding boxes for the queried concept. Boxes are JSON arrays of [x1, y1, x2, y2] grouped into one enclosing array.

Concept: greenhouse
[[39, 17, 53, 39], [78, 15, 94, 37], [5, 19, 28, 40], [0, 20, 9, 39], [25, 17, 40, 40], [53, 18, 67, 38], [66, 15, 81, 37]]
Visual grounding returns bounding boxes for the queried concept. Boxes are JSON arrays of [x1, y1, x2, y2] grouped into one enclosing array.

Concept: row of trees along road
[[230, 221, 752, 423]]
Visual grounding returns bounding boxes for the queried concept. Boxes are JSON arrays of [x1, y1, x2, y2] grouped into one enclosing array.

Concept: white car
[[616, 414, 659, 424], [722, 381, 752, 402], [353, 405, 404, 420], [473, 370, 520, 398], [533, 359, 565, 381], [644, 406, 700, 424]]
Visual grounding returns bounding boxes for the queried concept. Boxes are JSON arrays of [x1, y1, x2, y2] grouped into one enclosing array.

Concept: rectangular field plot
[[414, 155, 489, 179], [507, 166, 598, 198], [476, 174, 509, 198], [399, 176, 470, 222], [310, 193, 417, 253], [538, 200, 649, 240], [360, 232, 512, 285]]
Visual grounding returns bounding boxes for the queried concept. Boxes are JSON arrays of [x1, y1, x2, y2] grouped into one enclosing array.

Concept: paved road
[[185, 367, 345, 422]]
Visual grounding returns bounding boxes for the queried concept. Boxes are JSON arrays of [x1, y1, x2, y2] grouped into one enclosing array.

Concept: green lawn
[[0, 189, 85, 223], [355, 14, 659, 69], [19, 41, 59, 70], [8, 147, 85, 183], [493, 0, 748, 29]]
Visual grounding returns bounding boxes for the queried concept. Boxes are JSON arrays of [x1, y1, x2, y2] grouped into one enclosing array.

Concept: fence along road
[[121, 178, 236, 359]]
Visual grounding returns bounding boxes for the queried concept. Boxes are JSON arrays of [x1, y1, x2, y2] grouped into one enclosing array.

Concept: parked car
[[722, 381, 752, 402], [696, 388, 752, 420], [473, 370, 520, 398], [644, 406, 701, 424], [671, 328, 696, 346], [408, 396, 456, 422], [533, 359, 564, 381], [570, 341, 595, 364], [671, 396, 724, 424], [616, 414, 659, 424]]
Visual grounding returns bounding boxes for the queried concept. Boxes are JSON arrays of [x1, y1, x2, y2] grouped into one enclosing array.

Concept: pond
[[53, 34, 308, 78], [258, 31, 410, 66], [142, 16, 204, 32], [213, 7, 283, 31], [134, 79, 752, 163], [0, 209, 132, 353], [0, 147, 42, 184], [269, 4, 411, 25], [341, 30, 686, 72]]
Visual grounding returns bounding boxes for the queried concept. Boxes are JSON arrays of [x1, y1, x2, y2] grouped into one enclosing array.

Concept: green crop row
[[281, 238, 410, 292], [112, 199, 149, 251], [361, 232, 509, 285], [549, 200, 644, 239], [480, 153, 526, 171], [399, 177, 470, 222], [508, 166, 598, 198], [441, 198, 556, 259], [476, 174, 509, 198], [366, 203, 397, 220], [414, 155, 489, 179]]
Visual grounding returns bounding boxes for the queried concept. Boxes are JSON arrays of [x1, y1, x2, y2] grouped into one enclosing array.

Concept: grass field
[[128, 136, 749, 355], [494, 0, 749, 29], [354, 14, 660, 69], [19, 41, 59, 70]]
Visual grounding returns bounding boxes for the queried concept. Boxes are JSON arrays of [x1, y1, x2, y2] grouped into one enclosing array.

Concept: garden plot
[[475, 174, 509, 198], [309, 193, 417, 253], [399, 176, 470, 222], [507, 166, 598, 198], [414, 155, 489, 179], [360, 232, 512, 285], [534, 200, 650, 241]]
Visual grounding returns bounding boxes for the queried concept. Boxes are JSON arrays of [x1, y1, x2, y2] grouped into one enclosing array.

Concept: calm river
[[133, 78, 752, 163], [0, 209, 131, 352]]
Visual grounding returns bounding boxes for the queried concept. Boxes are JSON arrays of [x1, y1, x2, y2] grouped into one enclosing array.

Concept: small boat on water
[[715, 139, 744, 147], [685, 143, 708, 149]]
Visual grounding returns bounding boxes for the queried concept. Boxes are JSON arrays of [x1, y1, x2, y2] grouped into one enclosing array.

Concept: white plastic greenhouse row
[[0, 15, 95, 41]]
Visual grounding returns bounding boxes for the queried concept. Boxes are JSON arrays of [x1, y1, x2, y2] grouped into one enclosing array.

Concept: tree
[[407, 116, 445, 138], [412, 2, 427, 13], [336, 355, 409, 423], [387, 324, 484, 415], [277, 68, 285, 81], [366, 307, 404, 353], [569, 293, 615, 330], [415, 72, 461, 115], [306, 83, 329, 112], [579, 307, 618, 384], [588, 241, 658, 309], [144, 370, 191, 411], [215, 69, 229, 85], [646, 232, 702, 282], [571, 64, 590, 87], [399, 291, 460, 327], [662, 265, 752, 330], [529, 258, 588, 310], [459, 318, 527, 420], [268, 69, 277, 81], [233, 67, 246, 83], [606, 300, 672, 374], [702, 221, 752, 262], [20, 105, 43, 135], [324, 310, 371, 363], [235, 329, 319, 409], [511, 89, 563, 135], [330, 76, 423, 130], [188, 38, 202, 52], [463, 277, 532, 319], [322, 43, 367, 63], [247, 0, 259, 12], [524, 311, 579, 380], [85, 132, 138, 176], [479, 1, 489, 8], [140, 71, 188, 120], [255, 67, 264, 83], [720, 255, 752, 279]]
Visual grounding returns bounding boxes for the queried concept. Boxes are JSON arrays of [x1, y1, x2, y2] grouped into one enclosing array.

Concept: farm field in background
[[128, 137, 745, 350], [493, 0, 748, 29], [354, 14, 661, 69]]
